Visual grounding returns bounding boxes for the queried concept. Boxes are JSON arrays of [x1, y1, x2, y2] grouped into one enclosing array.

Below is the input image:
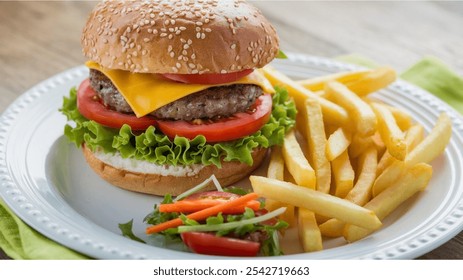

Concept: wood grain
[[0, 1, 462, 260]]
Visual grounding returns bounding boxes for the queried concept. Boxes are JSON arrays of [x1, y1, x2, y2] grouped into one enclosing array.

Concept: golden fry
[[371, 102, 407, 161], [331, 150, 355, 198], [345, 66, 397, 96], [282, 129, 316, 189], [298, 208, 323, 252], [266, 146, 296, 227], [263, 66, 349, 126], [344, 163, 432, 242], [372, 113, 451, 196], [326, 128, 352, 161], [303, 99, 331, 193], [325, 81, 377, 136], [298, 69, 370, 92], [250, 176, 382, 230], [376, 124, 424, 176]]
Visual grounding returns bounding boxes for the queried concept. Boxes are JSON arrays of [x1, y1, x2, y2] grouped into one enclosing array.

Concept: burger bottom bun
[[82, 145, 267, 196]]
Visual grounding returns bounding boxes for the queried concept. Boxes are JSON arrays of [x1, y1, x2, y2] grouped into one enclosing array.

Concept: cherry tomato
[[157, 94, 272, 142], [162, 69, 254, 85], [181, 232, 260, 257], [76, 79, 157, 130]]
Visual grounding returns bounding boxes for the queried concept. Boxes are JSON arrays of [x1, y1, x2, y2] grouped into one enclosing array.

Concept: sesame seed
[[176, 62, 181, 68], [221, 70, 227, 74], [230, 44, 236, 49], [144, 38, 150, 42], [160, 33, 167, 37]]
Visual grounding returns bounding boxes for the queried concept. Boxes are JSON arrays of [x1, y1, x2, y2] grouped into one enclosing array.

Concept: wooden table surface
[[1, 1, 462, 260]]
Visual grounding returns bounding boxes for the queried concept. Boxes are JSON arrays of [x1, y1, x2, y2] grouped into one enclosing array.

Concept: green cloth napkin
[[1, 55, 462, 260], [0, 198, 88, 259]]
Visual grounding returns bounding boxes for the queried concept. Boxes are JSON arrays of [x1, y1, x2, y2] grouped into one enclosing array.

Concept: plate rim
[[1, 53, 463, 259]]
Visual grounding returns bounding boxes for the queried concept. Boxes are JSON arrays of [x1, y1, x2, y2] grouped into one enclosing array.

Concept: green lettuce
[[60, 86, 296, 167]]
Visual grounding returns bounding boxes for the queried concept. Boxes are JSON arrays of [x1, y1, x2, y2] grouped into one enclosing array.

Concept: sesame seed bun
[[81, 0, 279, 74], [82, 145, 267, 196]]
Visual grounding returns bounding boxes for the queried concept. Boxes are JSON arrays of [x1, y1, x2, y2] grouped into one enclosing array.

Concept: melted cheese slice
[[86, 61, 275, 117]]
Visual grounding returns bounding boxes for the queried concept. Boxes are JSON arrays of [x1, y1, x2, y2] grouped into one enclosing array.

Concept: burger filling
[[89, 69, 263, 121]]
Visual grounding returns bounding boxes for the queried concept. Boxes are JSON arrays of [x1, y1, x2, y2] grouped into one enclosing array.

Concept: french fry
[[267, 146, 285, 181], [385, 105, 413, 131], [320, 146, 377, 237], [325, 81, 377, 136], [303, 99, 331, 193], [263, 66, 349, 126], [349, 133, 374, 159], [344, 163, 432, 242], [282, 129, 316, 189], [298, 208, 323, 252], [372, 113, 451, 196], [376, 124, 424, 176], [298, 69, 370, 92], [326, 127, 351, 161], [266, 146, 296, 227], [249, 176, 382, 230], [331, 150, 355, 198], [371, 102, 407, 161], [345, 66, 397, 96]]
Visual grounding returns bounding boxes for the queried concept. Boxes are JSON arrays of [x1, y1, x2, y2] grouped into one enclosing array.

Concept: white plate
[[1, 54, 463, 260]]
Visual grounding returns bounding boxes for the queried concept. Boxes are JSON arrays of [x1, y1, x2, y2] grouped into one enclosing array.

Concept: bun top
[[81, 0, 279, 74]]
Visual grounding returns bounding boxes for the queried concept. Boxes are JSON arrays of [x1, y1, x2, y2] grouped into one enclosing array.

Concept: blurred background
[[1, 1, 462, 109]]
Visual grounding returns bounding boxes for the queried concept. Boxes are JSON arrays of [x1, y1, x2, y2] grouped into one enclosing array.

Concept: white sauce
[[93, 149, 204, 177]]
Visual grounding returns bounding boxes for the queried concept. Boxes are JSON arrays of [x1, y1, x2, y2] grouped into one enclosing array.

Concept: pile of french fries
[[250, 65, 452, 252]]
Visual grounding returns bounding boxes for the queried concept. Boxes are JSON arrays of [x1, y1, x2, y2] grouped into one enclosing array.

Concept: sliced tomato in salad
[[162, 69, 254, 85], [157, 94, 272, 142], [181, 232, 260, 257], [77, 79, 157, 131]]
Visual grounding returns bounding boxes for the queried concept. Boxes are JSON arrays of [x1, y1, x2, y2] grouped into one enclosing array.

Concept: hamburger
[[61, 0, 296, 196]]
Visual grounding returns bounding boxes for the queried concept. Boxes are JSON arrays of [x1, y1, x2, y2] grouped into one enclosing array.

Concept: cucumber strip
[[177, 207, 287, 233], [211, 174, 224, 192], [173, 175, 214, 202]]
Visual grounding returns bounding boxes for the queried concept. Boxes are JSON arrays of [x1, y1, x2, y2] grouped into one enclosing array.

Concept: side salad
[[119, 175, 288, 257]]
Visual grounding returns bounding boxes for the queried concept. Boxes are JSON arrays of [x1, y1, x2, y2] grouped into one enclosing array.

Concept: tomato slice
[[157, 94, 272, 142], [162, 69, 253, 85], [181, 232, 260, 257], [77, 79, 157, 131]]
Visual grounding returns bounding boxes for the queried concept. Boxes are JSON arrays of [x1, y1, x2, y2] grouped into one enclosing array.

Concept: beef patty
[[89, 69, 263, 121]]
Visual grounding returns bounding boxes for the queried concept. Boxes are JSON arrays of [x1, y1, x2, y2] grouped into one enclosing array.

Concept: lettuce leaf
[[60, 86, 296, 167]]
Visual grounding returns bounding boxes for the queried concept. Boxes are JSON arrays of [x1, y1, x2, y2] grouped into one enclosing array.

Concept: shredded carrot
[[146, 192, 259, 234], [158, 199, 260, 213]]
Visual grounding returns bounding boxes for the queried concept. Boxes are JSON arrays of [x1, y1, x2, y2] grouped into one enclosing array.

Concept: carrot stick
[[159, 199, 260, 213], [146, 193, 259, 234]]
